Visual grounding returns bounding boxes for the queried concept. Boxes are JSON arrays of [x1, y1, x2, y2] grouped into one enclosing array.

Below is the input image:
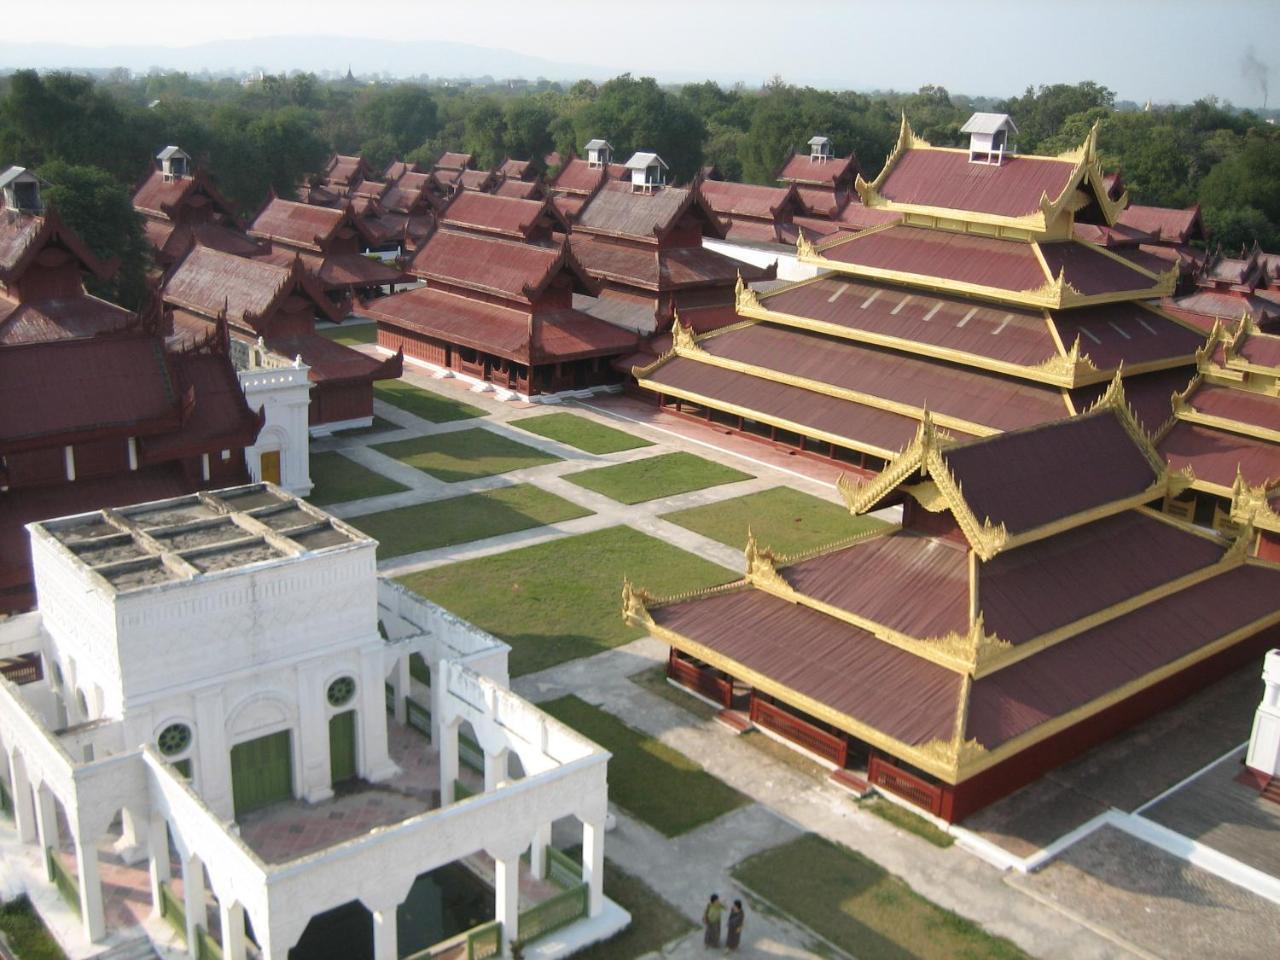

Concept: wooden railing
[[465, 921, 501, 960], [545, 846, 581, 891], [868, 755, 943, 816], [0, 655, 41, 686], [749, 696, 847, 767], [46, 849, 79, 914], [518, 883, 587, 945], [667, 653, 732, 708]]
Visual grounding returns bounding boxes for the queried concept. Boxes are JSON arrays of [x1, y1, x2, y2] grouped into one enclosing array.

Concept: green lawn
[[662, 486, 888, 555], [334, 415, 398, 437], [344, 485, 591, 559], [733, 835, 1029, 960], [562, 857, 695, 960], [0, 897, 67, 960], [374, 380, 485, 423], [398, 525, 736, 676], [540, 695, 748, 836], [509, 412, 652, 455], [859, 797, 955, 848], [627, 665, 719, 721], [565, 452, 752, 504], [318, 322, 378, 346], [373, 429, 560, 483], [307, 451, 409, 506]]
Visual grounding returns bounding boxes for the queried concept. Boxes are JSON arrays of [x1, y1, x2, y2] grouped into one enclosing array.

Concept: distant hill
[[0, 35, 607, 82]]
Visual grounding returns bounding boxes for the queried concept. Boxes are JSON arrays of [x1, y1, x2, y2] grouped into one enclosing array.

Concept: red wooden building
[[627, 387, 1280, 821], [163, 245, 402, 430], [132, 147, 260, 269], [547, 140, 628, 223], [1161, 243, 1279, 334], [367, 192, 637, 397]]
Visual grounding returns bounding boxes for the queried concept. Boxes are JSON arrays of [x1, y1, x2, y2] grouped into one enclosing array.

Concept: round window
[[327, 677, 356, 707], [158, 723, 192, 757]]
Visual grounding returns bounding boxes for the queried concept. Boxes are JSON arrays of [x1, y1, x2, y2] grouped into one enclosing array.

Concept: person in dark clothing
[[703, 893, 724, 948], [725, 899, 745, 950]]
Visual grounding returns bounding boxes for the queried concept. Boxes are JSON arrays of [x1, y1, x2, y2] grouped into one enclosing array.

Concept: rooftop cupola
[[157, 145, 192, 181], [808, 136, 832, 162], [624, 152, 668, 193], [585, 139, 613, 168], [960, 113, 1018, 165], [0, 166, 43, 214]]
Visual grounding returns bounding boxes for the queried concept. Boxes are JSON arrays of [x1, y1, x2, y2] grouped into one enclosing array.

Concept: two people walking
[[703, 893, 745, 950]]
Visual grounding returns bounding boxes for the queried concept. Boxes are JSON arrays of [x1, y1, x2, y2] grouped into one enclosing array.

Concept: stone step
[[93, 938, 159, 960], [1262, 777, 1280, 806], [830, 768, 872, 798], [715, 709, 752, 734]]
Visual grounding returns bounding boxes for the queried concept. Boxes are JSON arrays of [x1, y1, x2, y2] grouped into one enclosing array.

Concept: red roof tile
[[570, 235, 757, 291], [1116, 204, 1203, 244], [141, 349, 261, 460], [164, 245, 295, 324], [776, 152, 858, 188], [1050, 302, 1202, 371], [409, 230, 582, 303], [0, 208, 117, 283], [249, 198, 343, 251], [0, 294, 134, 346], [1159, 420, 1280, 488], [442, 192, 557, 239], [793, 186, 848, 218], [434, 152, 473, 171], [1186, 382, 1280, 434], [879, 149, 1077, 219], [575, 182, 726, 242], [1038, 241, 1166, 297], [550, 157, 607, 196], [457, 169, 496, 192], [493, 179, 542, 200], [700, 180, 797, 221]]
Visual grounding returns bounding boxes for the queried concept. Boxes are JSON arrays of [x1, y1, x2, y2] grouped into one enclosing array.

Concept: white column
[[392, 655, 410, 725], [359, 647, 397, 782], [113, 806, 146, 864], [529, 823, 551, 881], [582, 819, 605, 918], [439, 721, 458, 805], [194, 690, 231, 818], [371, 901, 398, 960], [8, 753, 36, 843], [494, 855, 520, 950], [73, 830, 107, 943], [33, 784, 58, 875], [430, 657, 448, 748], [1246, 649, 1280, 777], [182, 853, 206, 957], [220, 899, 248, 960], [147, 814, 171, 919], [297, 662, 333, 804], [483, 748, 508, 793]]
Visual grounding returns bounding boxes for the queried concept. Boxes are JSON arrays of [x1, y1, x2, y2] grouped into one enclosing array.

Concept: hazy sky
[[17, 0, 1280, 106]]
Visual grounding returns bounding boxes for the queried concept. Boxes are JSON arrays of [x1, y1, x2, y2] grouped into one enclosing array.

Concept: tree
[[364, 85, 440, 157], [37, 160, 150, 310], [502, 99, 554, 165], [997, 82, 1115, 152], [574, 75, 706, 181]]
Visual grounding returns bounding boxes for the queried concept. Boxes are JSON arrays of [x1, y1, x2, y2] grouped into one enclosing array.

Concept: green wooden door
[[231, 730, 293, 817], [329, 711, 357, 786]]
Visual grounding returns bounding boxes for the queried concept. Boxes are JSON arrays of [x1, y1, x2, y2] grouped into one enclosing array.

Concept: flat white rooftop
[[31, 483, 370, 594]]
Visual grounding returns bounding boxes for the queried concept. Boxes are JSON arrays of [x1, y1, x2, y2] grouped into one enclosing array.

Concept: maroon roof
[[759, 276, 1059, 370], [1037, 241, 1165, 297], [1069, 367, 1194, 436], [1164, 290, 1280, 330], [1050, 302, 1202, 371], [442, 192, 559, 239], [383, 172, 436, 213], [574, 182, 726, 243], [457, 169, 496, 192], [0, 335, 178, 448], [1187, 382, 1280, 433], [493, 179, 542, 200], [498, 158, 534, 180], [263, 330, 401, 385], [164, 245, 297, 325], [434, 152, 473, 172], [132, 170, 196, 219], [325, 155, 369, 185], [776, 152, 858, 188], [141, 348, 261, 460], [721, 218, 785, 245], [315, 252, 405, 290], [696, 323, 1068, 432], [878, 149, 1078, 219], [550, 157, 609, 196], [978, 510, 1226, 645], [551, 194, 589, 221], [367, 286, 636, 364], [783, 533, 970, 639], [248, 198, 343, 251], [793, 186, 850, 218], [409, 230, 588, 303], [0, 295, 134, 346], [0, 208, 117, 283], [1240, 330, 1280, 369], [941, 408, 1160, 534], [819, 225, 1047, 292], [1116, 204, 1203, 245], [652, 587, 962, 747], [570, 235, 759, 291], [642, 354, 978, 454], [1071, 221, 1155, 248], [1158, 420, 1280, 488], [700, 180, 797, 221], [968, 562, 1280, 749]]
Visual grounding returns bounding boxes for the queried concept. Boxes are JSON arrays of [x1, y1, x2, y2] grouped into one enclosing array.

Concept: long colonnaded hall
[[623, 379, 1280, 821]]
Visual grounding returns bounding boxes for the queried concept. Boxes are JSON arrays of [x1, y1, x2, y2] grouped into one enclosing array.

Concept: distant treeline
[[3, 69, 1278, 308]]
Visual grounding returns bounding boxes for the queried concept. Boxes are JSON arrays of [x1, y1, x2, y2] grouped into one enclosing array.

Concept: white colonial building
[[234, 339, 314, 496], [0, 485, 626, 959]]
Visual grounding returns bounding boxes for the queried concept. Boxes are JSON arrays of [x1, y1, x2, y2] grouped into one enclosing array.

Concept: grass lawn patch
[[374, 380, 485, 423], [733, 835, 1028, 960], [627, 665, 719, 721], [561, 856, 695, 960], [859, 797, 955, 848], [739, 730, 831, 783], [509, 412, 652, 455], [566, 452, 752, 504], [373, 429, 559, 482], [307, 452, 409, 506], [345, 485, 591, 559], [663, 486, 888, 555], [541, 695, 747, 836], [0, 897, 67, 960], [318, 322, 377, 346], [334, 415, 398, 437], [398, 526, 735, 676]]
